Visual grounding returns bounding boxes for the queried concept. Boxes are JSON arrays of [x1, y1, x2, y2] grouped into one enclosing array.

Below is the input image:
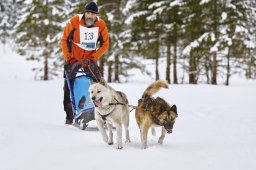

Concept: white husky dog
[[89, 82, 131, 149]]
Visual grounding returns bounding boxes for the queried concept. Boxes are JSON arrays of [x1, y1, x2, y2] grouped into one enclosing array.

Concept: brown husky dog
[[135, 80, 178, 149]]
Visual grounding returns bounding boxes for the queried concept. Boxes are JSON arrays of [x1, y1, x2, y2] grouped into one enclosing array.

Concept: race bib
[[74, 25, 99, 51]]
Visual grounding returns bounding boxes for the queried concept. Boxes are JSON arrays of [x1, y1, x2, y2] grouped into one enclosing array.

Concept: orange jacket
[[61, 14, 109, 62]]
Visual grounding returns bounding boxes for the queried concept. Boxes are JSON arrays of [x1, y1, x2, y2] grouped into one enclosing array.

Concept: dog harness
[[97, 112, 111, 121], [97, 91, 128, 121], [138, 97, 177, 126], [109, 91, 128, 106]]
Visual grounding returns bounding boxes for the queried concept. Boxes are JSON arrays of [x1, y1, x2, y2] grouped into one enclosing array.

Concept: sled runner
[[64, 60, 101, 130]]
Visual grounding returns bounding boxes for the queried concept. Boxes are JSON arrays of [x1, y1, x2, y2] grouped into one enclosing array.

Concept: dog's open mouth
[[166, 129, 173, 134], [93, 97, 103, 107]]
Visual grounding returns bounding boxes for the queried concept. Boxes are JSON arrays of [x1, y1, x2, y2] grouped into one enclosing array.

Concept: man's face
[[85, 12, 97, 27]]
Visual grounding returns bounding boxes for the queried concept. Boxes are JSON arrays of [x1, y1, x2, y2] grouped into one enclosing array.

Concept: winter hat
[[84, 2, 99, 14]]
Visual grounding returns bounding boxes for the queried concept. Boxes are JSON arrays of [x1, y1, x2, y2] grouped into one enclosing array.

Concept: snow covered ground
[[0, 44, 256, 170]]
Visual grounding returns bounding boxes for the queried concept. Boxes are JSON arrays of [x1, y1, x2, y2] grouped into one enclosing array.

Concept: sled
[[64, 61, 101, 130]]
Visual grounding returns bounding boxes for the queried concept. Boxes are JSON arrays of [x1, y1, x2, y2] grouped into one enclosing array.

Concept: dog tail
[[142, 80, 169, 98]]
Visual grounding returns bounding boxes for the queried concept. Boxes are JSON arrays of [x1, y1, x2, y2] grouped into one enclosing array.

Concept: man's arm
[[61, 21, 74, 62]]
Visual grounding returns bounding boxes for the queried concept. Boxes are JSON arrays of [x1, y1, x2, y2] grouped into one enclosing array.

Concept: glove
[[65, 58, 78, 69], [89, 56, 95, 61], [82, 59, 95, 70], [68, 58, 77, 64], [64, 58, 77, 80]]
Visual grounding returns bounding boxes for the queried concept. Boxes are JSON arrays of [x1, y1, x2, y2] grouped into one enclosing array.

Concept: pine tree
[[15, 0, 66, 80], [150, 1, 183, 84], [0, 0, 23, 44], [127, 0, 164, 81], [182, 0, 206, 84], [239, 0, 256, 79], [201, 0, 256, 84], [97, 0, 148, 82], [220, 1, 249, 85]]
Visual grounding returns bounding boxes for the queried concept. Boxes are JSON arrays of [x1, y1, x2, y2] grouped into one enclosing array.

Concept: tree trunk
[[107, 61, 112, 82], [189, 51, 196, 84], [249, 56, 253, 79], [155, 56, 159, 81], [246, 50, 253, 79], [3, 23, 6, 44], [43, 55, 48, 80], [43, 0, 49, 81], [173, 42, 178, 84], [114, 55, 119, 82], [226, 47, 231, 86], [155, 41, 160, 81], [211, 52, 217, 84], [211, 0, 218, 85], [99, 57, 104, 78], [205, 56, 211, 84], [166, 44, 171, 84]]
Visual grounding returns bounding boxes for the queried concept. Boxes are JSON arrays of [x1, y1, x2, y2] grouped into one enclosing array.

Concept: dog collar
[[97, 112, 111, 121]]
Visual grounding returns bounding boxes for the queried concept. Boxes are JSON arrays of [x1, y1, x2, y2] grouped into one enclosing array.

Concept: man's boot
[[65, 103, 73, 125]]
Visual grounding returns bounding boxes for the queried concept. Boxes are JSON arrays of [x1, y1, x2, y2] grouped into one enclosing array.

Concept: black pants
[[63, 75, 74, 120]]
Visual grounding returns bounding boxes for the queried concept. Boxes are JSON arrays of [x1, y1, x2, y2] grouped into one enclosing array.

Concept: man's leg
[[63, 79, 74, 124]]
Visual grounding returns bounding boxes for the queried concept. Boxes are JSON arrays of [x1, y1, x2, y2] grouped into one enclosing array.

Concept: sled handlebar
[[71, 60, 95, 72]]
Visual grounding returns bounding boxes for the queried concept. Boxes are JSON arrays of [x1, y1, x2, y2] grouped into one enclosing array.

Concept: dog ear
[[170, 105, 177, 114], [100, 78, 107, 86], [90, 79, 97, 85]]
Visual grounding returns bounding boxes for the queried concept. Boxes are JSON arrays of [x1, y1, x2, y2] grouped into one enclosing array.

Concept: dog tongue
[[94, 100, 103, 107]]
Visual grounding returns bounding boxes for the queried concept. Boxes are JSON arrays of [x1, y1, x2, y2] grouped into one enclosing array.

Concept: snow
[[200, 0, 211, 5], [210, 41, 220, 53], [148, 1, 166, 9], [235, 25, 248, 34], [125, 11, 148, 24], [123, 0, 137, 15], [221, 12, 227, 21], [1, 44, 256, 170], [170, 0, 183, 7], [182, 33, 209, 55]]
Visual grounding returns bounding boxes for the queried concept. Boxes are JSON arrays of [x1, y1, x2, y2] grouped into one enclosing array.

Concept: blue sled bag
[[73, 75, 95, 125]]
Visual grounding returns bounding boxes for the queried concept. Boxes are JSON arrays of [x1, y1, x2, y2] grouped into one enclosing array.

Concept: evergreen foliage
[[0, 0, 23, 44], [15, 0, 66, 80]]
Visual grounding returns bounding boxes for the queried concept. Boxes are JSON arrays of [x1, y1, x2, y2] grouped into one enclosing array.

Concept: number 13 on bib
[[78, 25, 99, 51]]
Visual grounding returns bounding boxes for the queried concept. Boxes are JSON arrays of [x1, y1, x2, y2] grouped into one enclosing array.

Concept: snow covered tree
[[200, 0, 256, 84], [147, 1, 184, 84], [181, 0, 256, 85], [15, 0, 66, 80], [240, 0, 256, 80], [219, 1, 251, 85], [0, 0, 23, 44], [126, 0, 166, 81], [98, 0, 132, 82], [182, 0, 207, 84]]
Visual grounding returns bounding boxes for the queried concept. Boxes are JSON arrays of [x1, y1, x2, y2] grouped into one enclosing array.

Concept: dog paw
[[125, 139, 131, 143], [158, 139, 164, 144], [158, 141, 163, 144], [116, 145, 123, 149], [108, 142, 113, 145], [143, 145, 148, 149]]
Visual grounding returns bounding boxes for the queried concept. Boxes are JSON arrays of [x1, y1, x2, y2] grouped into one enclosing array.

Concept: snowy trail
[[1, 45, 256, 170]]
